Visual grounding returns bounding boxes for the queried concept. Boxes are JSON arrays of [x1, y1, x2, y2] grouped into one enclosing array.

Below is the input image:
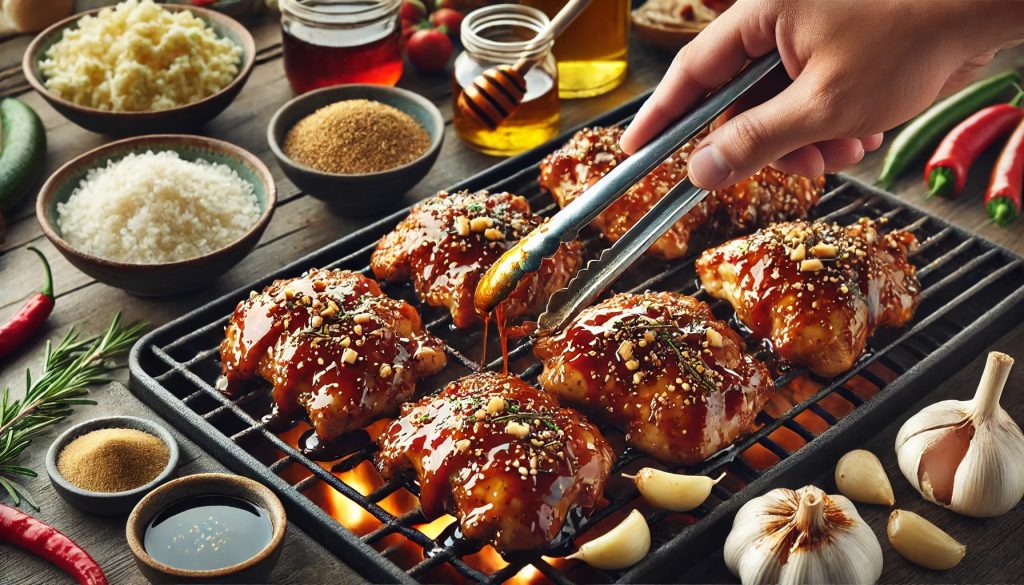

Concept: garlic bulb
[[896, 351, 1024, 517], [835, 449, 895, 506], [625, 468, 725, 512], [566, 509, 650, 570], [724, 485, 882, 585], [887, 509, 965, 570]]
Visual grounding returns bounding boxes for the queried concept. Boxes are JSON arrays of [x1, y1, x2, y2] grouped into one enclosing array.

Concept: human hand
[[620, 0, 1024, 190]]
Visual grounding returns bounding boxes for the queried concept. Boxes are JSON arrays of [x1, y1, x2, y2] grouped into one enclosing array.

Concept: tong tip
[[473, 236, 534, 315]]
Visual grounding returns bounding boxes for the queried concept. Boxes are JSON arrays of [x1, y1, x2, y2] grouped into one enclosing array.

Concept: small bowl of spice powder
[[268, 84, 444, 217], [46, 415, 179, 515]]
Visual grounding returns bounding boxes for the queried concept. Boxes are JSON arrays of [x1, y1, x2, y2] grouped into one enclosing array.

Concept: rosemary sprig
[[659, 332, 719, 394], [0, 314, 146, 509], [620, 315, 719, 394]]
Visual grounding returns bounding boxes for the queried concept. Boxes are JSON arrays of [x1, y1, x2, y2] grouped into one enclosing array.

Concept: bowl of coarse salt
[[36, 135, 276, 296]]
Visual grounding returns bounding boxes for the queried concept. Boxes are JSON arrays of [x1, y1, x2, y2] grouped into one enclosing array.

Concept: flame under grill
[[130, 100, 1024, 585]]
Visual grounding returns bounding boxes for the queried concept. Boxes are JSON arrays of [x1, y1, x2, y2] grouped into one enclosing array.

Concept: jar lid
[[279, 0, 401, 26]]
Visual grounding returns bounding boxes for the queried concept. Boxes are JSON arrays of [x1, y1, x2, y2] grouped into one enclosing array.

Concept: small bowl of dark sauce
[[126, 473, 286, 584]]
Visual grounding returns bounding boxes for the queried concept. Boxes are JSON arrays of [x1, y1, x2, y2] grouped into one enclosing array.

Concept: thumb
[[687, 73, 831, 190]]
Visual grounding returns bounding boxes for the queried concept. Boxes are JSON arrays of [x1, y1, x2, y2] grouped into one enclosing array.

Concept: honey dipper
[[455, 0, 591, 130]]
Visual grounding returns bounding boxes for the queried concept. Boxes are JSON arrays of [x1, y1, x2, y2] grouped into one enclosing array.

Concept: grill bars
[[131, 116, 1024, 584]]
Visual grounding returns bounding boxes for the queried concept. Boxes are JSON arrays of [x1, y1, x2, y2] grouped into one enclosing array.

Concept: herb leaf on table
[[0, 314, 146, 509]]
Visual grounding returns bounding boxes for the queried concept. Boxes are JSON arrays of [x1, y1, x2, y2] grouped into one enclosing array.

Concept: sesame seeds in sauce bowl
[[267, 84, 445, 218]]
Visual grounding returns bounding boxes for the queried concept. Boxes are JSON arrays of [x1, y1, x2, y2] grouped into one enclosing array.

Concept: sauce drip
[[479, 312, 489, 369], [495, 303, 510, 375], [143, 495, 273, 571]]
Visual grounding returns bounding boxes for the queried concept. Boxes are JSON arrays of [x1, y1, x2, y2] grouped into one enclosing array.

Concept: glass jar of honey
[[280, 0, 403, 94], [521, 0, 630, 98], [453, 5, 559, 156]]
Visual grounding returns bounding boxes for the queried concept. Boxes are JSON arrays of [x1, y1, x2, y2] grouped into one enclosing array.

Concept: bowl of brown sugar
[[46, 415, 179, 515], [268, 84, 444, 217]]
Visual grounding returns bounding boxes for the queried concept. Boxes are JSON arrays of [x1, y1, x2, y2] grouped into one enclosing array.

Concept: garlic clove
[[896, 351, 1024, 517], [566, 509, 650, 570], [626, 468, 725, 512], [724, 486, 882, 585], [835, 449, 895, 506], [947, 408, 1024, 516], [887, 509, 965, 570]]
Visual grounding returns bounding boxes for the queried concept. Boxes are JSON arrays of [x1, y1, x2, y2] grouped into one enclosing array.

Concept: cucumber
[[0, 97, 46, 213]]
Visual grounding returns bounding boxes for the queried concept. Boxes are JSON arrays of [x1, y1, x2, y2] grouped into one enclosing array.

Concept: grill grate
[[130, 97, 1024, 584]]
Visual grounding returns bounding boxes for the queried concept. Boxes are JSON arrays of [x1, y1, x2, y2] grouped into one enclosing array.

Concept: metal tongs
[[473, 51, 783, 336]]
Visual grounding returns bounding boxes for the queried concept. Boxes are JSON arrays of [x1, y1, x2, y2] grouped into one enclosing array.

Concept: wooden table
[[1, 12, 1022, 584]]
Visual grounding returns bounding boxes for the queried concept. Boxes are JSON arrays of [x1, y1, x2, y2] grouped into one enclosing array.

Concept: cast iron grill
[[130, 97, 1024, 584]]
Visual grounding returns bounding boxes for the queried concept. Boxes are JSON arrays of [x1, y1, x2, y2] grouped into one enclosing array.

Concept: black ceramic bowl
[[46, 416, 180, 516], [267, 84, 444, 217], [23, 5, 255, 137]]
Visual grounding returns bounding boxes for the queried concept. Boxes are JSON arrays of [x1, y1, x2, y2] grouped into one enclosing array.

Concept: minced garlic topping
[[40, 0, 242, 112]]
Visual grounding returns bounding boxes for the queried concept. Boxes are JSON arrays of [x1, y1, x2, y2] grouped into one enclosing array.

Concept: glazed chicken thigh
[[539, 126, 824, 259], [534, 292, 773, 464], [371, 190, 583, 328], [375, 372, 614, 552], [219, 269, 447, 442], [697, 218, 920, 377]]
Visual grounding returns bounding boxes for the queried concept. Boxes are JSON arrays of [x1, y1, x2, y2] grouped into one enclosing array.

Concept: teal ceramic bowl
[[23, 5, 255, 136], [36, 135, 276, 297], [267, 84, 445, 217]]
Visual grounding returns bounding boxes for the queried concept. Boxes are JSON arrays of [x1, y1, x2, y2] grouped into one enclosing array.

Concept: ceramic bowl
[[267, 84, 445, 217], [632, 6, 710, 52], [126, 473, 287, 584], [23, 5, 255, 136], [45, 416, 180, 516], [36, 134, 276, 297]]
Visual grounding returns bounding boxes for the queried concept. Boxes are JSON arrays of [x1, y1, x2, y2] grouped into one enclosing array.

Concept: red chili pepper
[[0, 247, 54, 360], [0, 504, 107, 585], [925, 101, 1024, 198], [986, 117, 1024, 226]]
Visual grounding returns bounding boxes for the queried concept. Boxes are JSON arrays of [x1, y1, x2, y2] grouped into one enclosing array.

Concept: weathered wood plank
[[0, 8, 1023, 585]]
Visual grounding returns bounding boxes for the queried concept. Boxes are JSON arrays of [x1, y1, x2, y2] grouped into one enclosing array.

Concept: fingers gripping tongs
[[473, 51, 783, 337]]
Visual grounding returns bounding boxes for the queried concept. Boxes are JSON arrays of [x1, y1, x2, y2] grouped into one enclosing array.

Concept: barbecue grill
[[129, 94, 1024, 584]]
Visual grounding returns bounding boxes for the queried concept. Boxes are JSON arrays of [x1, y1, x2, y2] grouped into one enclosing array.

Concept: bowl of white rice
[[37, 135, 276, 296], [23, 1, 255, 136]]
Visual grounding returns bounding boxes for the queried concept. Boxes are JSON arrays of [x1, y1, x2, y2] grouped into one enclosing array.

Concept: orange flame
[[269, 426, 572, 584]]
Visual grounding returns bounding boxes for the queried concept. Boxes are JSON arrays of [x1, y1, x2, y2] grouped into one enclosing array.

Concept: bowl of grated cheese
[[23, 0, 255, 136], [36, 134, 276, 296]]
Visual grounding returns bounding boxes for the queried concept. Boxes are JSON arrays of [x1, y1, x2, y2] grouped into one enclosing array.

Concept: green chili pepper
[[877, 70, 1021, 189]]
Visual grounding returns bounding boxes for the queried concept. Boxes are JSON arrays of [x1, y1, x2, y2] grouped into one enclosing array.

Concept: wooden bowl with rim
[[126, 473, 287, 584], [23, 5, 255, 137], [36, 134, 276, 297], [632, 0, 715, 53]]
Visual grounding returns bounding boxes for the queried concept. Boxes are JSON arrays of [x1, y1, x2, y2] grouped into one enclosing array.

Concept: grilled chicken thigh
[[697, 218, 920, 377], [219, 269, 447, 441], [376, 372, 614, 552], [538, 126, 824, 259], [534, 292, 773, 464], [371, 190, 583, 328]]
